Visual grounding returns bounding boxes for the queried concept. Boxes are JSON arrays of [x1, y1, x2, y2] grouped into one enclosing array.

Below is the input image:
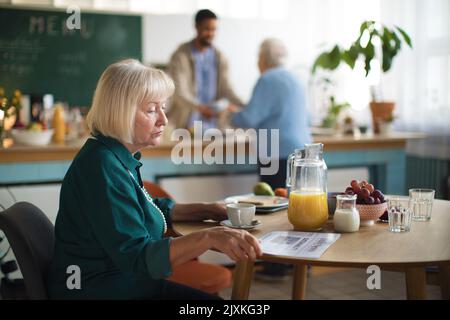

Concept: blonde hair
[[86, 59, 174, 144], [259, 38, 288, 68]]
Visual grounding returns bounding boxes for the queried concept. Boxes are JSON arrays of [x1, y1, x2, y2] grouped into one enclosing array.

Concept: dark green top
[[47, 134, 175, 299]]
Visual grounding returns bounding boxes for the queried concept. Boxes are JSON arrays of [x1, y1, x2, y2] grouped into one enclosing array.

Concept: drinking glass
[[409, 189, 435, 221], [387, 196, 412, 232]]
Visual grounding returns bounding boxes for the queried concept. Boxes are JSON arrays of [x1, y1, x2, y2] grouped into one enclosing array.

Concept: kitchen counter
[[0, 132, 425, 195], [0, 132, 424, 163]]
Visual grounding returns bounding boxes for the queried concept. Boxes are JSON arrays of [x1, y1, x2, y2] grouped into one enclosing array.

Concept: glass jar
[[333, 194, 360, 233], [287, 143, 328, 231]]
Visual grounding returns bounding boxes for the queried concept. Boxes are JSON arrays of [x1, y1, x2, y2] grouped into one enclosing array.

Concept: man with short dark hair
[[168, 9, 242, 129]]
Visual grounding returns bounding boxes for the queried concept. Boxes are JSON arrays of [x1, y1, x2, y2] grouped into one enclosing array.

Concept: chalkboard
[[0, 7, 142, 106]]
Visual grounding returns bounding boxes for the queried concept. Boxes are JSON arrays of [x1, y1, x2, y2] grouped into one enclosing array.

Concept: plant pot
[[369, 102, 395, 134], [378, 122, 393, 135]]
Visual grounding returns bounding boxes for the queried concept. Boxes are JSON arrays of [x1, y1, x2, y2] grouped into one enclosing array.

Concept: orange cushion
[[168, 260, 232, 294]]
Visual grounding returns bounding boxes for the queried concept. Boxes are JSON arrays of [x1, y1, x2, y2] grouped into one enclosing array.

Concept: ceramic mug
[[226, 203, 256, 227]]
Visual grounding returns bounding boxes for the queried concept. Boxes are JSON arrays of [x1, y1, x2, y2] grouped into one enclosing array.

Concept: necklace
[[128, 170, 168, 235]]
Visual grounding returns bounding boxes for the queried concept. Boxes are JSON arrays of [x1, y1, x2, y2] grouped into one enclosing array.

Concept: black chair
[[0, 202, 54, 299]]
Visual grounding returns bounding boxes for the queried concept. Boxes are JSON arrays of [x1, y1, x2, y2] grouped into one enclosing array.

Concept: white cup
[[226, 203, 256, 227]]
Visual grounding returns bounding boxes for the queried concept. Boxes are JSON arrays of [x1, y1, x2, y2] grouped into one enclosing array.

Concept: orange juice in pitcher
[[286, 143, 328, 230], [288, 191, 328, 230]]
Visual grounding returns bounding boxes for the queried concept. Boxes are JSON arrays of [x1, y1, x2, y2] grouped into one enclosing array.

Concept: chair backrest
[[0, 202, 55, 299], [143, 181, 173, 199]]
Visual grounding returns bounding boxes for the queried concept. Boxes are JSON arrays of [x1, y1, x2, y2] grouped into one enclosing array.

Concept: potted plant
[[311, 21, 412, 134], [322, 96, 351, 129], [378, 113, 396, 135]]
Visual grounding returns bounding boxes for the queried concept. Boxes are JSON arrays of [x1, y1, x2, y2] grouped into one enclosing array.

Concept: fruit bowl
[[356, 202, 388, 226], [11, 129, 54, 146]]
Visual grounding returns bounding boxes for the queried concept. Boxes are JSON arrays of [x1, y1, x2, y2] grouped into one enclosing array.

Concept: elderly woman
[[229, 38, 312, 280], [47, 59, 262, 300]]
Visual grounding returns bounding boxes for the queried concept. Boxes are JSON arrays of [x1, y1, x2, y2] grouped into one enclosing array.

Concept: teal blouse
[[47, 134, 175, 299]]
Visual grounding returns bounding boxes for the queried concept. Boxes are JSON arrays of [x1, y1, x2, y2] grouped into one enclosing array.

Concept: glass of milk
[[333, 194, 360, 233]]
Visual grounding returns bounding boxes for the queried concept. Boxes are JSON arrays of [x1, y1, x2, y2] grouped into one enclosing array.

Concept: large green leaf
[[342, 51, 355, 69], [328, 45, 342, 70], [342, 44, 360, 69], [312, 45, 342, 73], [382, 27, 393, 44], [363, 40, 375, 76], [380, 27, 402, 72], [382, 44, 393, 72], [391, 30, 402, 51], [312, 52, 330, 73], [395, 26, 413, 48], [360, 20, 375, 34]]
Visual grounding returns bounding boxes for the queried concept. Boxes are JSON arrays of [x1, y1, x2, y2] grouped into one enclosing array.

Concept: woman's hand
[[206, 227, 263, 262]]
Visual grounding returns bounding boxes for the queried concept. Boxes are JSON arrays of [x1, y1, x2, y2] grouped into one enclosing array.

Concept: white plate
[[220, 219, 262, 230], [224, 194, 288, 208]]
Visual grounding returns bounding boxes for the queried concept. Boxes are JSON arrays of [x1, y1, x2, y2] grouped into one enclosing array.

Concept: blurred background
[[0, 0, 449, 299]]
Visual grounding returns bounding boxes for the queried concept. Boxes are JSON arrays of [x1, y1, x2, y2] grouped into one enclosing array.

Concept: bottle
[[333, 194, 360, 233], [52, 104, 66, 144], [66, 107, 84, 141]]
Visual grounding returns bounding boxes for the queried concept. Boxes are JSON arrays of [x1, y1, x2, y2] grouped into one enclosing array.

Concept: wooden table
[[173, 199, 450, 300]]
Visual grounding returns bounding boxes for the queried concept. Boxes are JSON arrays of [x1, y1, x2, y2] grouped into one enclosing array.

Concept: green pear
[[253, 182, 275, 196]]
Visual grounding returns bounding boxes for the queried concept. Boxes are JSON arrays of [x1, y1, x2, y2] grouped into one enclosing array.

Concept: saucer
[[220, 219, 262, 230]]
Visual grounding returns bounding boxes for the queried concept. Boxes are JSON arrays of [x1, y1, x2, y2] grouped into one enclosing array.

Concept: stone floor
[[219, 266, 442, 300]]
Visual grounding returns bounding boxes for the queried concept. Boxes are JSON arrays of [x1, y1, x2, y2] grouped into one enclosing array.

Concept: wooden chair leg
[[405, 267, 427, 300], [231, 259, 254, 300], [292, 264, 308, 300], [439, 265, 450, 300]]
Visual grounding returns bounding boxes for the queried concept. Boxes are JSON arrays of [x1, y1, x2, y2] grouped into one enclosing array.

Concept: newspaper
[[259, 231, 341, 259]]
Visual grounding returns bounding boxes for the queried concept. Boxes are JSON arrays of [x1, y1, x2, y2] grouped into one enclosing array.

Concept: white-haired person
[[47, 59, 262, 300], [229, 38, 312, 280]]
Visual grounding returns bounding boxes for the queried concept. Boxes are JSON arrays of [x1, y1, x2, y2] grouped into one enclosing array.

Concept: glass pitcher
[[287, 143, 328, 231], [286, 148, 305, 194]]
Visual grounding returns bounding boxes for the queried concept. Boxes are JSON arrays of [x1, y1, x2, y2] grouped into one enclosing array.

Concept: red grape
[[360, 180, 368, 187], [353, 185, 361, 194], [357, 192, 365, 203], [374, 198, 381, 204], [350, 180, 359, 189], [361, 188, 370, 198], [372, 190, 381, 199], [374, 190, 385, 202], [366, 184, 374, 193], [345, 187, 354, 193], [366, 196, 375, 204]]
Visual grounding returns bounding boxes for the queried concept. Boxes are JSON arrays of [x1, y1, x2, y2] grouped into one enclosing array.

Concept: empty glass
[[409, 189, 435, 221], [387, 196, 412, 232]]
